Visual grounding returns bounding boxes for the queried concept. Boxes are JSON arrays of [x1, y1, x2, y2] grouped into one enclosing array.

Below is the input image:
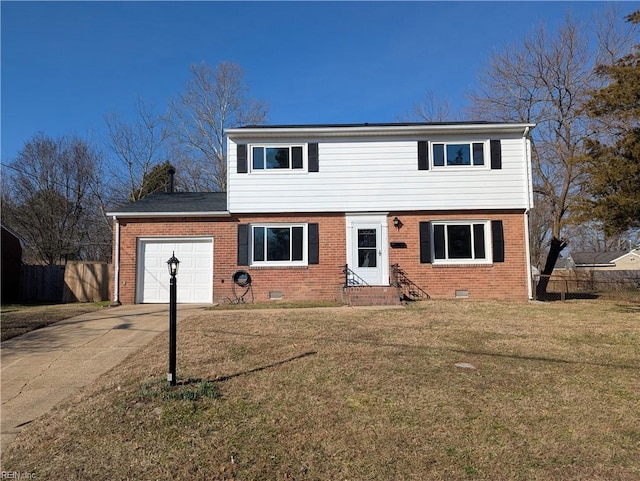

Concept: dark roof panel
[[108, 192, 227, 215], [237, 121, 495, 129]]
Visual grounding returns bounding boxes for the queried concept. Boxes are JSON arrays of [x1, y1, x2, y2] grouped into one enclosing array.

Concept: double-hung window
[[432, 221, 490, 264], [432, 141, 486, 168], [251, 145, 305, 171], [251, 224, 307, 266]]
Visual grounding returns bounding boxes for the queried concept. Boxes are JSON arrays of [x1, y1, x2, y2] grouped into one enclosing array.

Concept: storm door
[[346, 215, 389, 285]]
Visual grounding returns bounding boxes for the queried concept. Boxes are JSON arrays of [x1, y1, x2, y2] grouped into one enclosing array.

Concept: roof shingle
[[569, 251, 628, 266], [107, 192, 227, 216]]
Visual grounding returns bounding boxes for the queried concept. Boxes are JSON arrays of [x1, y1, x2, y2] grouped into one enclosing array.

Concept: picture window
[[432, 221, 489, 263], [251, 224, 306, 265]]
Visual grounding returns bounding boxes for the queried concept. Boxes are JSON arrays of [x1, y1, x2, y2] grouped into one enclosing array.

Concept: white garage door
[[137, 238, 213, 304]]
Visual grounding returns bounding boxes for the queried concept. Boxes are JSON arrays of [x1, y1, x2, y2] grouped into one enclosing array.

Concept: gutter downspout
[[523, 126, 534, 300], [111, 216, 121, 306]]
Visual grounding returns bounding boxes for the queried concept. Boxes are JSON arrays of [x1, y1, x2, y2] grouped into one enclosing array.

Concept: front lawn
[[2, 300, 639, 480], [1, 302, 109, 341]]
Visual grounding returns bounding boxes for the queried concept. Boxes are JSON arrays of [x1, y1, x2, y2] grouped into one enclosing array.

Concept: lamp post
[[167, 252, 180, 386]]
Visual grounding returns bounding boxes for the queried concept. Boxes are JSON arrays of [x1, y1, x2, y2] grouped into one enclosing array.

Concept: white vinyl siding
[[228, 136, 531, 213]]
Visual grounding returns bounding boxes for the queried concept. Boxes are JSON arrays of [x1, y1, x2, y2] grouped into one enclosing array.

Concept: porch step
[[343, 286, 402, 306]]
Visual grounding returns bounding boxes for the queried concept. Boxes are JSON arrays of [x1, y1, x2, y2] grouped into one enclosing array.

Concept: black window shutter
[[308, 143, 319, 172], [419, 221, 432, 264], [237, 144, 248, 173], [418, 141, 429, 170], [473, 224, 486, 258], [237, 224, 249, 265], [308, 223, 319, 264], [490, 140, 502, 170], [491, 220, 505, 263]]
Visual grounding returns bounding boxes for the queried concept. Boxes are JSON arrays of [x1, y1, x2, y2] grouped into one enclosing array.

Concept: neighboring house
[[107, 122, 535, 305], [568, 249, 640, 271], [1, 224, 24, 302], [552, 257, 572, 271]]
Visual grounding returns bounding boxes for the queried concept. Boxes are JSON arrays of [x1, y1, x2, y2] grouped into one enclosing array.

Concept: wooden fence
[[19, 263, 112, 303], [62, 262, 112, 302], [19, 265, 66, 303]]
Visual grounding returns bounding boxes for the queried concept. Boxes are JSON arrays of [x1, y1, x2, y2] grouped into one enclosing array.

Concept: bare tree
[[467, 8, 634, 293], [562, 221, 636, 253], [168, 62, 269, 192], [1, 134, 110, 264], [405, 90, 460, 122], [105, 98, 171, 202]]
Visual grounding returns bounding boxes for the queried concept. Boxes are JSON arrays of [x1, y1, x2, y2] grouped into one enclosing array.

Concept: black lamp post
[[167, 252, 180, 386]]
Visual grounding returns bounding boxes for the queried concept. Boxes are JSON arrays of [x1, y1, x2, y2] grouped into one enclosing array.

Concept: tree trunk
[[536, 236, 568, 298]]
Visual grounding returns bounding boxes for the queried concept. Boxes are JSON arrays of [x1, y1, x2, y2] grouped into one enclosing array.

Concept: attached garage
[[136, 237, 213, 303]]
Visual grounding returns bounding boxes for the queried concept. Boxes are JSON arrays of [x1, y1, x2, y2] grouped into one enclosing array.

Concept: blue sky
[[1, 1, 636, 164]]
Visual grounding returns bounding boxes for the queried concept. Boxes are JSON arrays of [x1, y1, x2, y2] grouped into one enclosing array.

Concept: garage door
[[137, 238, 213, 303]]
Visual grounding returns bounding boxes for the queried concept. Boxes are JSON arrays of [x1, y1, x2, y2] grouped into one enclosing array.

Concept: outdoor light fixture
[[393, 217, 402, 229], [167, 252, 180, 277], [167, 252, 180, 386]]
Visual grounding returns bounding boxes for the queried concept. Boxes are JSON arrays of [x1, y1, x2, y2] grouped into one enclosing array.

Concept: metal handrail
[[391, 264, 430, 300], [343, 264, 370, 287]]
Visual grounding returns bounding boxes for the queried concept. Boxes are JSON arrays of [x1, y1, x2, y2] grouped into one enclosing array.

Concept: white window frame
[[250, 223, 308, 267], [431, 220, 492, 265], [430, 140, 489, 170], [249, 144, 307, 172]]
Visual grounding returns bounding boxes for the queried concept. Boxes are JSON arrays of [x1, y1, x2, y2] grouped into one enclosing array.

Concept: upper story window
[[432, 141, 486, 168], [236, 143, 319, 174], [251, 145, 305, 171]]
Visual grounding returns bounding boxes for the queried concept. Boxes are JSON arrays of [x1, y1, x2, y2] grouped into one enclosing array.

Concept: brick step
[[343, 286, 402, 306]]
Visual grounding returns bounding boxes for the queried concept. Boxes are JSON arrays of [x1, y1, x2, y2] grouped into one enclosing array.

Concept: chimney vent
[[167, 167, 176, 193]]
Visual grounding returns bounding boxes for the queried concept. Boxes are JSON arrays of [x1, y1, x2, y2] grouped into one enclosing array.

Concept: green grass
[[2, 300, 639, 480], [137, 378, 222, 401]]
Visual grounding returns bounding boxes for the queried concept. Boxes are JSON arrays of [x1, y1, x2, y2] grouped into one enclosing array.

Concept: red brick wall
[[114, 210, 529, 304], [388, 211, 529, 300], [115, 214, 346, 305]]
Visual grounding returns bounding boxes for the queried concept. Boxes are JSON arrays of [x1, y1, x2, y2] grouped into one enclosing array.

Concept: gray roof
[[107, 192, 228, 217], [569, 251, 628, 266], [553, 258, 572, 269], [227, 121, 535, 139]]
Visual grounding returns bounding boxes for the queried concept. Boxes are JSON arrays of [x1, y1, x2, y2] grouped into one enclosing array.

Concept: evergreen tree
[[583, 10, 640, 237], [130, 161, 176, 201]]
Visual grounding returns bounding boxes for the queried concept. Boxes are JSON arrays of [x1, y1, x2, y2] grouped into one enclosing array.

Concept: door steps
[[343, 286, 403, 306]]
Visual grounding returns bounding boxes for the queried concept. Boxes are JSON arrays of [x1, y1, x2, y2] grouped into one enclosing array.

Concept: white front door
[[346, 215, 389, 286]]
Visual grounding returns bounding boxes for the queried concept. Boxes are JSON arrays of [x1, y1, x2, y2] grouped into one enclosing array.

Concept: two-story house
[[107, 122, 535, 305]]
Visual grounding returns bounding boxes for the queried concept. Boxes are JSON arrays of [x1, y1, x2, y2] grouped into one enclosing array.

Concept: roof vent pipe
[[167, 167, 176, 193]]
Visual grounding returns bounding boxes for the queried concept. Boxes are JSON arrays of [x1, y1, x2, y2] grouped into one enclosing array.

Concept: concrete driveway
[[1, 303, 207, 452]]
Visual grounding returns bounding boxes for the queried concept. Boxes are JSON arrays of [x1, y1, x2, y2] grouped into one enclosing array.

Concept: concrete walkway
[[1, 304, 207, 452]]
